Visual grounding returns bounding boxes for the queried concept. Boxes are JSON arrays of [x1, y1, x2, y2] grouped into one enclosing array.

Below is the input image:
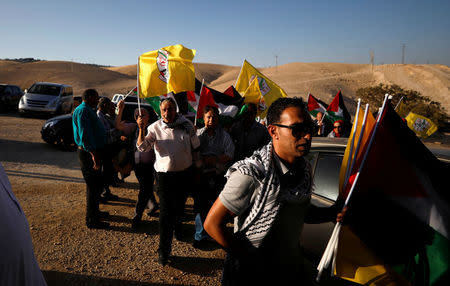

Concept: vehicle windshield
[[28, 84, 61, 96], [0, 86, 5, 93]]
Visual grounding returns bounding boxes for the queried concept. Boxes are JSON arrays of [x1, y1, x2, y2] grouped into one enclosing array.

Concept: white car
[[19, 82, 73, 115]]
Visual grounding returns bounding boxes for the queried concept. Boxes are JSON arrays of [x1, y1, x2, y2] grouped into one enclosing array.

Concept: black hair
[[203, 105, 219, 116], [82, 89, 98, 101], [134, 107, 149, 120], [97, 97, 111, 110], [266, 97, 313, 128], [159, 97, 177, 107]]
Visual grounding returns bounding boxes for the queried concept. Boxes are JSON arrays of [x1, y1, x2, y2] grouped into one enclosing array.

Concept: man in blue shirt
[[73, 89, 109, 229]]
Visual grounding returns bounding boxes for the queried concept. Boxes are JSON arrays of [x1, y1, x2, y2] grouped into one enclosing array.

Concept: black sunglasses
[[272, 123, 311, 138]]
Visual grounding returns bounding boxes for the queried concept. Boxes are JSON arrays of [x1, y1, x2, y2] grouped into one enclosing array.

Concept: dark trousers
[[134, 162, 156, 218], [102, 144, 116, 188], [221, 252, 308, 286], [77, 148, 104, 225], [156, 167, 193, 257], [193, 171, 226, 240]]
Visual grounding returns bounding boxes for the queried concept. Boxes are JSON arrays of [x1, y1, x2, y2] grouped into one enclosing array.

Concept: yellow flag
[[395, 100, 407, 117], [235, 60, 287, 117], [335, 226, 410, 286], [405, 112, 438, 138], [242, 76, 262, 103], [338, 107, 376, 194], [139, 44, 196, 98]]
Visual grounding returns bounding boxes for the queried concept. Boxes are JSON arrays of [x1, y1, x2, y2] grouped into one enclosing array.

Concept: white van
[[18, 82, 74, 115]]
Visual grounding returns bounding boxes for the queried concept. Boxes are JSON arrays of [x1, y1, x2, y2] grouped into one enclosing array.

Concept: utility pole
[[401, 43, 406, 64], [370, 50, 374, 72]]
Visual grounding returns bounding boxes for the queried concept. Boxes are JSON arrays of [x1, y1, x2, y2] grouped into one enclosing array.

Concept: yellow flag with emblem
[[405, 112, 438, 138], [235, 60, 287, 117], [139, 44, 196, 98], [243, 77, 262, 103]]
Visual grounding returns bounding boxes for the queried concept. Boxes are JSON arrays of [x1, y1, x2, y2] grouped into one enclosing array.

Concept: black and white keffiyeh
[[225, 142, 312, 248], [164, 114, 195, 136]]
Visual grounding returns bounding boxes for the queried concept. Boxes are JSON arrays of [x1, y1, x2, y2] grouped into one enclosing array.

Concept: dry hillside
[[2, 60, 449, 115]]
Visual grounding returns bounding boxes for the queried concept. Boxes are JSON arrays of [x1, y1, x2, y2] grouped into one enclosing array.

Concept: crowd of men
[[72, 89, 344, 284]]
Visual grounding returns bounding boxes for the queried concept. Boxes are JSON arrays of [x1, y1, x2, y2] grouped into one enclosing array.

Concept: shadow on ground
[[0, 139, 79, 170], [43, 270, 195, 286], [168, 256, 224, 276], [4, 169, 84, 183]]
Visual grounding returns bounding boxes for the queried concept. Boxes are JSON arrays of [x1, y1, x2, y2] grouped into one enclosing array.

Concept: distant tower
[[275, 55, 278, 68], [401, 44, 406, 64]]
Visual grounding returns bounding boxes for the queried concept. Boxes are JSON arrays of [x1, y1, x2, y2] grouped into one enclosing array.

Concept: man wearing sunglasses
[[327, 119, 345, 138], [205, 97, 341, 285]]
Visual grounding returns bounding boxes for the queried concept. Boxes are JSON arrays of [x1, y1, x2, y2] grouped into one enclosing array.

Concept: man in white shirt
[[137, 97, 200, 266], [0, 163, 47, 285]]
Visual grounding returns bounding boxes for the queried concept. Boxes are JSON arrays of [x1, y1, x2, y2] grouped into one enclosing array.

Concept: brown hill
[[2, 60, 449, 115], [0, 60, 136, 97]]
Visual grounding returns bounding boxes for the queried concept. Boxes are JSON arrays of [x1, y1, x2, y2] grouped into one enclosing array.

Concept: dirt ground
[[0, 112, 226, 286], [3, 111, 446, 285]]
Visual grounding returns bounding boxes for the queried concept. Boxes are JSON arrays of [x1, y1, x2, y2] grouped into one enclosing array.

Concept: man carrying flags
[[136, 97, 200, 266], [136, 45, 200, 266], [307, 93, 331, 137], [204, 97, 342, 285]]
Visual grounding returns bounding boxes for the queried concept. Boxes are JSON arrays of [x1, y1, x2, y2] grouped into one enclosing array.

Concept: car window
[[309, 152, 343, 201], [13, 86, 22, 94], [4, 86, 12, 95], [28, 84, 61, 96], [125, 96, 138, 103]]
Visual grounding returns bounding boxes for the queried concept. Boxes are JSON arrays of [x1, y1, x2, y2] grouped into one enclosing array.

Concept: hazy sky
[[1, 0, 449, 67]]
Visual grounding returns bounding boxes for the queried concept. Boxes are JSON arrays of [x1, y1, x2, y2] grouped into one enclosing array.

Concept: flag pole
[[394, 96, 404, 111], [137, 57, 141, 116], [344, 94, 388, 206], [345, 104, 369, 187], [343, 99, 361, 185], [124, 86, 137, 99], [194, 79, 205, 127], [316, 95, 390, 282]]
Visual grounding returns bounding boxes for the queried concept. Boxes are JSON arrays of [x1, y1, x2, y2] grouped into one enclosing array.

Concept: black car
[[41, 102, 158, 150], [0, 84, 23, 112]]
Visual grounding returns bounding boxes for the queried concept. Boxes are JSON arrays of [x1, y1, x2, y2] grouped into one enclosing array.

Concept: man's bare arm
[[204, 198, 243, 255]]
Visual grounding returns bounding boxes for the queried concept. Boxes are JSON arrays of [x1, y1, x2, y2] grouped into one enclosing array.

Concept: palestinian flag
[[335, 102, 449, 285], [307, 93, 328, 117], [223, 85, 241, 98], [326, 90, 351, 124], [144, 93, 178, 117], [193, 79, 244, 122]]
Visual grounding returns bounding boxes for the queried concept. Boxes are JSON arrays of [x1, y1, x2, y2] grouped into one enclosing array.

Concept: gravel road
[[0, 113, 225, 286]]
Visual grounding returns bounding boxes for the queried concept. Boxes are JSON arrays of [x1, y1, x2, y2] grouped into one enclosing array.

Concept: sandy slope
[[2, 60, 449, 115]]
